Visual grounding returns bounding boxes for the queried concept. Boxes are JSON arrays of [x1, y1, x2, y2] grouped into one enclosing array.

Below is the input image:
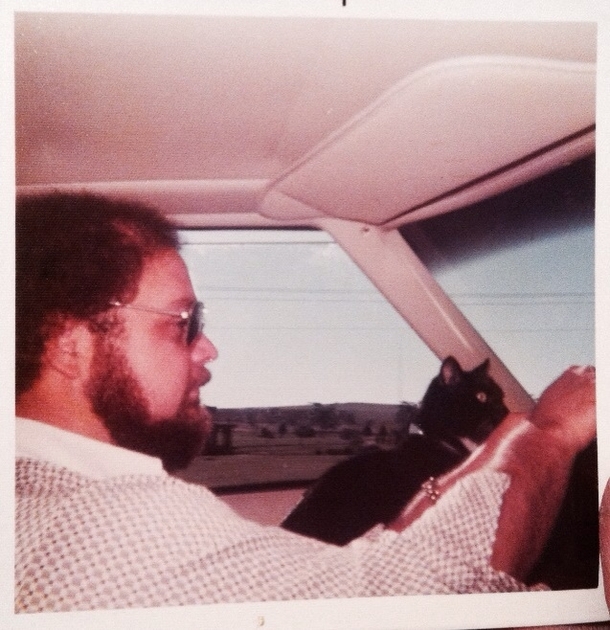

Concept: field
[[175, 426, 374, 489], [175, 452, 348, 490], [174, 402, 415, 491]]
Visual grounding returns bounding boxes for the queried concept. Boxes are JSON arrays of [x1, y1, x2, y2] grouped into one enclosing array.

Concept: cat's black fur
[[281, 356, 508, 545]]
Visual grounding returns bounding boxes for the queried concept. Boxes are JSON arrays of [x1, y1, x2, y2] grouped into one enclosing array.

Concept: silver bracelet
[[422, 476, 441, 503]]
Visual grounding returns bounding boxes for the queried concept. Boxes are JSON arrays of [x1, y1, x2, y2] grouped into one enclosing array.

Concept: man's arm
[[388, 365, 596, 582]]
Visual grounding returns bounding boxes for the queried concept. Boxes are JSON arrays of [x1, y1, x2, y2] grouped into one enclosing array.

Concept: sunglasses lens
[[187, 302, 204, 345]]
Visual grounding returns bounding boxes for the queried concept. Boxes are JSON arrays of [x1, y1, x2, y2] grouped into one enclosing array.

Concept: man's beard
[[85, 336, 211, 472]]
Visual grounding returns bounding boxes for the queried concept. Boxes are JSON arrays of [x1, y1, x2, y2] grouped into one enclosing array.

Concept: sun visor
[[259, 56, 596, 225], [17, 179, 268, 216]]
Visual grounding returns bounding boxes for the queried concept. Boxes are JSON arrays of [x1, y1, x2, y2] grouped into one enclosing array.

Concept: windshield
[[401, 155, 595, 398]]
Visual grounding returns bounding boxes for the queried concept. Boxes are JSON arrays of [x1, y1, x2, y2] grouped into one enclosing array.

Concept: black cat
[[281, 356, 508, 545]]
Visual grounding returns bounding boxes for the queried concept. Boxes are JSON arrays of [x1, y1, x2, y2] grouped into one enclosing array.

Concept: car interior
[[13, 10, 601, 615]]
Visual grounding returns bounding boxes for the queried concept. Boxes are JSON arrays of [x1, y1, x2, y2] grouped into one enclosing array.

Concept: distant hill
[[212, 401, 418, 431]]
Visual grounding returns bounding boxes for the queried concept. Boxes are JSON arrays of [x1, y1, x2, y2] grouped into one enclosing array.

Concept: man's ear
[[44, 319, 94, 381]]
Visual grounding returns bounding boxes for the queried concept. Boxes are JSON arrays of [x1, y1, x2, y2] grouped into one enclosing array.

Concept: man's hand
[[529, 365, 596, 453]]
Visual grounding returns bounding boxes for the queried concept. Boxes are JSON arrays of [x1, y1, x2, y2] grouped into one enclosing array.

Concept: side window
[[178, 230, 439, 491], [180, 229, 439, 410]]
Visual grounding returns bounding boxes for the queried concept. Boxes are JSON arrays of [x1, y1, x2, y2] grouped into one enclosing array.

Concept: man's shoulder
[[15, 457, 190, 503], [16, 457, 91, 496], [15, 456, 285, 568]]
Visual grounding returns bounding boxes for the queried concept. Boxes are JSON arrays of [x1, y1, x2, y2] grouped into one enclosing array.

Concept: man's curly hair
[[16, 192, 180, 396]]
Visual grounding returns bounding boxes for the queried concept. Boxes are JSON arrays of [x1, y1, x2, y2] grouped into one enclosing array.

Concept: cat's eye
[[476, 391, 487, 403]]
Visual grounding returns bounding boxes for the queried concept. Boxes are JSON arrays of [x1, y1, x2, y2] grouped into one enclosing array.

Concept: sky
[[180, 223, 594, 409]]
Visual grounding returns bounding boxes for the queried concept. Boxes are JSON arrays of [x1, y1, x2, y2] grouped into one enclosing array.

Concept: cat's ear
[[440, 356, 463, 385], [473, 358, 491, 374]]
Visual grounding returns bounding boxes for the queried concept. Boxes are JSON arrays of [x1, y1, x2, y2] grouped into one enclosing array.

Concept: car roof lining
[[16, 14, 596, 231]]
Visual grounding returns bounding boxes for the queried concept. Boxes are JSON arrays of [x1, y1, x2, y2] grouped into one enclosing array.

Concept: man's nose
[[191, 332, 218, 363]]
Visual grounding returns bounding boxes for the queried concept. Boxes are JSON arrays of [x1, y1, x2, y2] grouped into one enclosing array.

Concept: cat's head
[[417, 356, 509, 444]]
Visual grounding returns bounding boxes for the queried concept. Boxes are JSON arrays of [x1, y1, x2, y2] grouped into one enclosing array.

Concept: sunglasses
[[109, 300, 205, 346]]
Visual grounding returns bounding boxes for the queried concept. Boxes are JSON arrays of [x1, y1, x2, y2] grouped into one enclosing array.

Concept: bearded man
[[15, 192, 596, 612]]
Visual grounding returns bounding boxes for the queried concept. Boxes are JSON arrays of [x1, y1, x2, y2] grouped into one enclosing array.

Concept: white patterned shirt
[[15, 418, 539, 612]]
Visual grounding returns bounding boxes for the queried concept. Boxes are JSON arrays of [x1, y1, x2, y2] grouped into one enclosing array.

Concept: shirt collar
[[16, 417, 166, 479]]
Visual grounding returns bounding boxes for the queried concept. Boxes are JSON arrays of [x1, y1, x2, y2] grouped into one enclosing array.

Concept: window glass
[[180, 230, 439, 410], [401, 156, 595, 398], [177, 157, 594, 490]]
